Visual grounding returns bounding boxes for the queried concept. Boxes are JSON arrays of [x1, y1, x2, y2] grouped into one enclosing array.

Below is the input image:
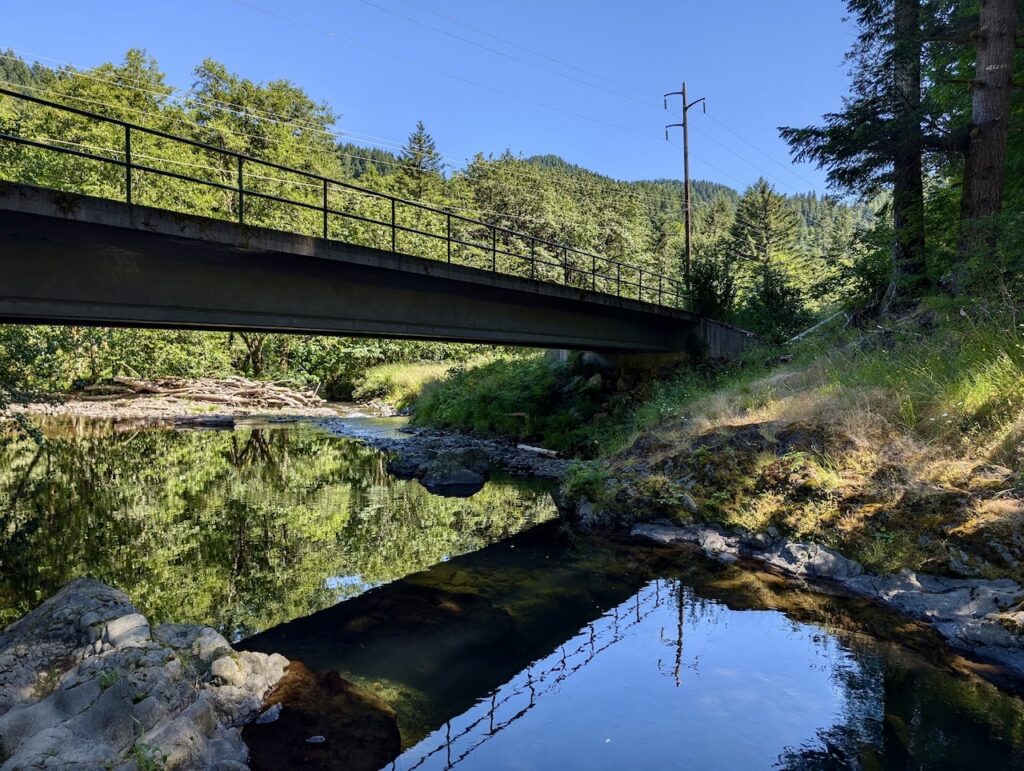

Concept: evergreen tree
[[397, 120, 443, 202], [729, 179, 809, 338], [780, 0, 933, 308], [730, 179, 801, 274]]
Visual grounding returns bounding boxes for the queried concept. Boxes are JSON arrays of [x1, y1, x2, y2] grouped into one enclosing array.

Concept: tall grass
[[352, 361, 455, 408]]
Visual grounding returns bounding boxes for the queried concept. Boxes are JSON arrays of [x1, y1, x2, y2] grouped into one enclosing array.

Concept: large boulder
[[0, 579, 289, 770], [417, 450, 489, 497]]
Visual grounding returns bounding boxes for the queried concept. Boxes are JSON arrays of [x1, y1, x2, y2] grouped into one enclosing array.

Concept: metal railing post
[[616, 263, 621, 296], [322, 179, 328, 239], [563, 248, 569, 285], [592, 254, 596, 291], [391, 198, 397, 252], [491, 227, 497, 271], [530, 240, 536, 280], [447, 212, 452, 262], [124, 124, 132, 205], [638, 270, 643, 302], [659, 275, 663, 306], [237, 156, 244, 224]]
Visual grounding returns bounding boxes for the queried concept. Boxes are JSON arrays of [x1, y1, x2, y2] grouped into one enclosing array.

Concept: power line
[[1, 55, 839, 231], [229, 0, 662, 141], [351, 5, 823, 194], [703, 112, 821, 190], [395, 0, 653, 97], [3, 48, 803, 212], [351, 0, 656, 107]]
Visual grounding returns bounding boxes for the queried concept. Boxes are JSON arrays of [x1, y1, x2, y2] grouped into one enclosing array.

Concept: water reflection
[[0, 421, 556, 637], [243, 523, 1024, 770]]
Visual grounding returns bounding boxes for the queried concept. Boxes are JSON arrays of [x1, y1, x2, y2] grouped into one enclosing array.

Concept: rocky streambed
[[321, 419, 570, 496], [632, 521, 1024, 688], [0, 579, 397, 770]]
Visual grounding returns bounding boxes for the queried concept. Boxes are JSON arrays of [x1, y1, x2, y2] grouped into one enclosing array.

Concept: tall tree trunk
[[885, 0, 927, 312], [956, 0, 1019, 272]]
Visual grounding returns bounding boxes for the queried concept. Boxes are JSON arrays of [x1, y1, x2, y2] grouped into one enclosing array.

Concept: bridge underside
[[0, 184, 746, 354]]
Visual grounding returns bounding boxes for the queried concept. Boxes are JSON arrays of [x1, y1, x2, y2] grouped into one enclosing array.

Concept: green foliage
[[737, 267, 815, 343], [414, 355, 572, 446], [351, 360, 454, 408], [98, 669, 120, 689], [0, 48, 873, 406], [561, 462, 608, 504], [414, 348, 777, 458]]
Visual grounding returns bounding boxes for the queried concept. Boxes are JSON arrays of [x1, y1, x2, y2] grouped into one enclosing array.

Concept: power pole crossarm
[[665, 82, 706, 294]]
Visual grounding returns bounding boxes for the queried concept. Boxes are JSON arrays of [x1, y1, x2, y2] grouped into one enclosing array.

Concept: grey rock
[[418, 457, 486, 497], [439, 447, 491, 474], [759, 542, 863, 580], [254, 702, 282, 724], [577, 496, 594, 520], [0, 579, 290, 771], [680, 492, 700, 515], [211, 655, 245, 688], [102, 612, 151, 648]]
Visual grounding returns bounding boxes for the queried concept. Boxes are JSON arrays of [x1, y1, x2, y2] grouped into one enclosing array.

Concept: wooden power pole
[[665, 83, 705, 291]]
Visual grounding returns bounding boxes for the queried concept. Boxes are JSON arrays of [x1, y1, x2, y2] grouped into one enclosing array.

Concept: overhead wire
[[2, 47, 843, 233], [395, 0, 653, 97], [367, 1, 826, 194], [350, 0, 657, 107], [233, 0, 823, 197], [7, 44, 817, 215], [0, 51, 739, 216]]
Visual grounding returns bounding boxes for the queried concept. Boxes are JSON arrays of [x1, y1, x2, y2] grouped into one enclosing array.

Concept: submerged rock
[[417, 453, 487, 497], [0, 578, 289, 770], [631, 522, 1024, 682], [242, 661, 400, 771]]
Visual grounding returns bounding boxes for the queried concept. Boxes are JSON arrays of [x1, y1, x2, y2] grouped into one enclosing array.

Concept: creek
[[1, 417, 1023, 768]]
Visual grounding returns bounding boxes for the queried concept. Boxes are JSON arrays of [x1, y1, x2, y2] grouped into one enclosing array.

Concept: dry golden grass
[[610, 312, 1024, 579]]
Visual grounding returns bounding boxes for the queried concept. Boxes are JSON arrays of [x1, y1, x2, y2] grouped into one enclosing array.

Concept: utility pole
[[665, 83, 705, 291]]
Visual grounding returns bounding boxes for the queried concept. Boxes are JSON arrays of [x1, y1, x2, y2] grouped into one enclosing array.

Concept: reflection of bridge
[[392, 580, 690, 771], [0, 87, 749, 355]]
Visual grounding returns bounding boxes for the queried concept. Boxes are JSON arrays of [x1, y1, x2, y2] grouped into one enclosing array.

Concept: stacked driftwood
[[78, 376, 326, 409]]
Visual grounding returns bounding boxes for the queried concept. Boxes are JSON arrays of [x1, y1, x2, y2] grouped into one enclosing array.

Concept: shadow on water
[[242, 523, 1024, 770]]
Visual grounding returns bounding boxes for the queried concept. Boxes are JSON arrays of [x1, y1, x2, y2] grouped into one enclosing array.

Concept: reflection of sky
[[325, 574, 373, 593], [325, 414, 411, 440], [394, 581, 875, 770]]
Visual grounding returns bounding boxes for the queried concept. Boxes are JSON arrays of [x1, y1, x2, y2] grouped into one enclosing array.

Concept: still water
[[3, 420, 1024, 769]]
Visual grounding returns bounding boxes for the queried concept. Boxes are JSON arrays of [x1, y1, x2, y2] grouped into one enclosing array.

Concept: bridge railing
[[0, 86, 692, 311]]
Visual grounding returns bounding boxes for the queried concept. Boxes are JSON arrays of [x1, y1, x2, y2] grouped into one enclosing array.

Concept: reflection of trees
[[0, 426, 555, 637]]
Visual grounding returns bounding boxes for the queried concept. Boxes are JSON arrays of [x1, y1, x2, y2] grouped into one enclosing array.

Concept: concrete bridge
[[0, 86, 751, 356], [0, 184, 749, 356]]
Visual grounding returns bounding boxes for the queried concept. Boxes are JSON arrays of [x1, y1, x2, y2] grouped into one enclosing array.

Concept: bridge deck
[[0, 183, 743, 353]]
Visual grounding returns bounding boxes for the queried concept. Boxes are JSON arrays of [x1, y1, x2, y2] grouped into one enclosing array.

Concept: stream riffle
[[2, 419, 1024, 769]]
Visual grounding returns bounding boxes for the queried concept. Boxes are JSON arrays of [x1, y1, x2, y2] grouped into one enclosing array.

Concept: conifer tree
[[397, 120, 443, 202], [780, 0, 931, 308], [730, 179, 800, 273]]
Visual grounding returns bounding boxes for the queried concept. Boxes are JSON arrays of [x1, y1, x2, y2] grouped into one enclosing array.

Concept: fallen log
[[516, 444, 560, 458]]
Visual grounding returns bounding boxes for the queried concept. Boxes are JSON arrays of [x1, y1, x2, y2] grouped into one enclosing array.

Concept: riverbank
[[405, 301, 1024, 683], [0, 578, 289, 769], [322, 418, 569, 495], [0, 578, 400, 770], [12, 376, 342, 426]]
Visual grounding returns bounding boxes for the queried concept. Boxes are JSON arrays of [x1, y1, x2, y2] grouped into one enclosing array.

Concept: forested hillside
[[0, 47, 865, 402]]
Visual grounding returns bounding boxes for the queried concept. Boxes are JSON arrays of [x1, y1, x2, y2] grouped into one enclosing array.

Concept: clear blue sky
[[5, 0, 855, 194]]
